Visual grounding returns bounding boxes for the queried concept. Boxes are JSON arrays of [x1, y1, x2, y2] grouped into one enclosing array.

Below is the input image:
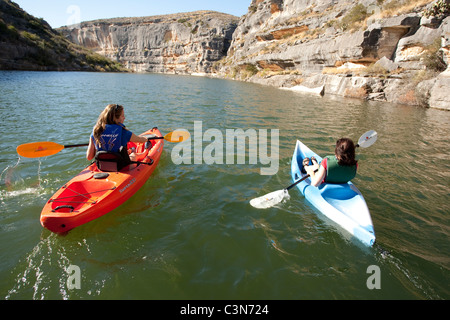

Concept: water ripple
[[1, 71, 449, 300]]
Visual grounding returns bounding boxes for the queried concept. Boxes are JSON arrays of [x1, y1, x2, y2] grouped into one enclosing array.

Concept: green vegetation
[[178, 18, 192, 28], [338, 4, 369, 31], [249, 5, 258, 14], [84, 52, 124, 71], [245, 64, 258, 76], [361, 63, 389, 77], [423, 38, 447, 72], [0, 0, 125, 71], [380, 0, 435, 17], [335, 1, 436, 32], [423, 0, 450, 17]]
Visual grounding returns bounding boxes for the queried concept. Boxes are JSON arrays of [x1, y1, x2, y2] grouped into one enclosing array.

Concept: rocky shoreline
[[2, 0, 449, 110], [214, 0, 450, 111], [62, 0, 449, 110]]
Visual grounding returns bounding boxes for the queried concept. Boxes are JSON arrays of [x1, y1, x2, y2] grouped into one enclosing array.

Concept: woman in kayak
[[303, 138, 358, 187], [86, 104, 148, 162]]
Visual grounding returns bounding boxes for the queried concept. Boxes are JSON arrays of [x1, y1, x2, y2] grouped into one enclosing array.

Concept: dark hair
[[93, 104, 124, 146], [335, 138, 357, 166]]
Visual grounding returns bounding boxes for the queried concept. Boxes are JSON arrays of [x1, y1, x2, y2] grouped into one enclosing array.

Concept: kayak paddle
[[249, 171, 317, 209], [141, 130, 190, 143], [250, 130, 378, 209], [16, 142, 88, 159], [356, 130, 377, 148], [16, 130, 190, 158]]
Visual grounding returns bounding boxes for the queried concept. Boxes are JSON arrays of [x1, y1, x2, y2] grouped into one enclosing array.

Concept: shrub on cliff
[[423, 38, 447, 72], [339, 4, 370, 31], [423, 0, 450, 17], [0, 0, 125, 71]]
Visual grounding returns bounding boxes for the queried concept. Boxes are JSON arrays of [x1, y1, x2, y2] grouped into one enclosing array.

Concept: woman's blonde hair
[[93, 104, 124, 146]]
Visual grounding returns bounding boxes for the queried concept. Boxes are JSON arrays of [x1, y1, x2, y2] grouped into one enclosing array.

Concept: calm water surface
[[0, 71, 449, 300]]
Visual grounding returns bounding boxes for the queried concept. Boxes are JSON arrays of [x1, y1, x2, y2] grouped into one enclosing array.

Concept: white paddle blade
[[358, 130, 377, 148], [250, 189, 290, 209]]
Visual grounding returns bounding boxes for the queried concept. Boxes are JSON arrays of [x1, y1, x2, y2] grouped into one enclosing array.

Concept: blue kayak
[[291, 140, 376, 246]]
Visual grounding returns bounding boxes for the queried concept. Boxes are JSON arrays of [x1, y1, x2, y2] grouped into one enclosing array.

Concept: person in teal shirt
[[304, 138, 358, 187]]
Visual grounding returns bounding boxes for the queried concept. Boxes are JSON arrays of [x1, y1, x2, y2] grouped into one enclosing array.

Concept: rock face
[[219, 0, 450, 110], [4, 0, 449, 110], [60, 11, 239, 74]]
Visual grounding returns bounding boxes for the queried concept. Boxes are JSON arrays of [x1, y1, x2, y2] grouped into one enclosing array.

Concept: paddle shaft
[[286, 169, 318, 191], [63, 136, 164, 149], [64, 143, 89, 148], [69, 136, 164, 147], [67, 135, 164, 146], [286, 175, 310, 191], [130, 159, 154, 166]]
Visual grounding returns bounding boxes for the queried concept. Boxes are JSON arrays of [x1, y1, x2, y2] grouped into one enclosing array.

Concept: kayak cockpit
[[319, 183, 358, 201]]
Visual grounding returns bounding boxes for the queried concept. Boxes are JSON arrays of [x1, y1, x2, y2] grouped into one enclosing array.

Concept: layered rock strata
[[60, 11, 239, 74], [10, 0, 448, 110], [220, 0, 450, 110]]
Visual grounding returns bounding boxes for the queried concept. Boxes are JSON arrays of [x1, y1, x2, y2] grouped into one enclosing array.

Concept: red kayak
[[40, 127, 164, 233]]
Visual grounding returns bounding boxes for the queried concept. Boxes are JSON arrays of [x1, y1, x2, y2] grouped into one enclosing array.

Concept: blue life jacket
[[92, 124, 131, 153], [92, 124, 133, 171]]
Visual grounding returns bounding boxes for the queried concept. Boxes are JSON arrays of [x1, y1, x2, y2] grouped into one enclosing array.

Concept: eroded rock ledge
[[59, 1, 450, 110], [218, 0, 450, 110], [60, 11, 239, 74]]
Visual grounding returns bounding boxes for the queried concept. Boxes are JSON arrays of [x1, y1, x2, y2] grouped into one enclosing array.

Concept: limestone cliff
[[5, 0, 449, 109], [60, 11, 239, 74], [218, 0, 450, 110]]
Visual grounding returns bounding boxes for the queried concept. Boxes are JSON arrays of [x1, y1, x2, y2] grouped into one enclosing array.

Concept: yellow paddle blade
[[164, 130, 190, 143], [16, 142, 65, 158]]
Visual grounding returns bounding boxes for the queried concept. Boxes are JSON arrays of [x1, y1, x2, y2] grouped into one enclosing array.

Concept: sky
[[12, 0, 250, 28]]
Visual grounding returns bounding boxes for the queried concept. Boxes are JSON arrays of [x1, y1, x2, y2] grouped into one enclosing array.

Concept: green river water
[[0, 71, 448, 301]]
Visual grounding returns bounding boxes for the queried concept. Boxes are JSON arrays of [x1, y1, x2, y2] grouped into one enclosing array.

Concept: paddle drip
[[36, 158, 43, 189], [0, 156, 46, 200], [0, 157, 21, 190]]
